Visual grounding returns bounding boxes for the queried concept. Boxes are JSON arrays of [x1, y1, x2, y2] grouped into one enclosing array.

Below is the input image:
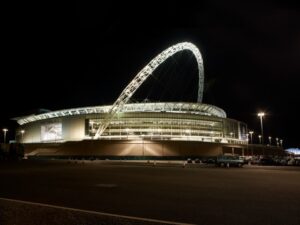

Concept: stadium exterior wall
[[16, 102, 248, 145], [23, 140, 284, 159]]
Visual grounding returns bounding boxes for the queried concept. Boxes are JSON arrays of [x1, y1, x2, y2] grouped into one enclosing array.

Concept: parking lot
[[1, 160, 300, 225]]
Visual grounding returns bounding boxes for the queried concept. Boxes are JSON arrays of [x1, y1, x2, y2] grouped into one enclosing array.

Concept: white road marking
[[0, 197, 195, 225]]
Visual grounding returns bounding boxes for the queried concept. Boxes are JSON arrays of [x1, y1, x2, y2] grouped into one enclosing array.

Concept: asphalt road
[[0, 160, 300, 225]]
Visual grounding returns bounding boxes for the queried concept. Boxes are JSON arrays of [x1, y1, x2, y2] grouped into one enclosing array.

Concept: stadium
[[14, 42, 262, 159]]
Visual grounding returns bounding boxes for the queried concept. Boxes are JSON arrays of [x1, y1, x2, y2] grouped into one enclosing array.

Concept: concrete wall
[[24, 140, 224, 157], [62, 117, 85, 141], [22, 122, 41, 143], [24, 140, 284, 158]]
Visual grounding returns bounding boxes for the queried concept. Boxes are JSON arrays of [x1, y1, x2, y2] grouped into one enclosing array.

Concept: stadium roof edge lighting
[[14, 102, 227, 125]]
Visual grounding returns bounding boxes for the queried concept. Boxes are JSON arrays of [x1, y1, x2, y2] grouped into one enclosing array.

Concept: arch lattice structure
[[94, 42, 204, 139]]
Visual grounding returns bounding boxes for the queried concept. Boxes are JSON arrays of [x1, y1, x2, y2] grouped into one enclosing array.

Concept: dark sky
[[1, 1, 299, 148]]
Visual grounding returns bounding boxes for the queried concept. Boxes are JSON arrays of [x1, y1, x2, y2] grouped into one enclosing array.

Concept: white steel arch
[[94, 42, 204, 139]]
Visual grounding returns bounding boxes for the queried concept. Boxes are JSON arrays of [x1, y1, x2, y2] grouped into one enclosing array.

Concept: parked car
[[194, 158, 201, 163], [187, 158, 193, 163], [258, 157, 274, 165], [202, 158, 216, 164], [216, 154, 244, 167]]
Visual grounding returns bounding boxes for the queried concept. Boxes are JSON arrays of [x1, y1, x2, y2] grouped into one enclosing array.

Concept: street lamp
[[249, 131, 254, 144], [258, 135, 262, 144], [280, 139, 283, 147], [268, 136, 272, 145], [20, 130, 25, 143], [276, 137, 279, 147], [2, 128, 8, 143], [257, 112, 265, 144]]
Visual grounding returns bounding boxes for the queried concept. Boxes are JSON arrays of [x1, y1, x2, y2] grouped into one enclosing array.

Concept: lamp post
[[258, 135, 262, 144], [249, 131, 254, 144], [280, 139, 283, 148], [268, 136, 272, 145], [246, 133, 249, 155], [257, 112, 265, 144], [3, 128, 8, 143], [276, 137, 279, 147], [20, 130, 25, 143]]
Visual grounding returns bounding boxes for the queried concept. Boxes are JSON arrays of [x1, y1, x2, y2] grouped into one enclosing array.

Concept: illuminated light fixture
[[257, 112, 265, 117], [258, 135, 262, 144], [249, 131, 254, 144], [280, 139, 283, 147], [20, 129, 25, 143], [257, 112, 265, 144], [2, 128, 8, 143]]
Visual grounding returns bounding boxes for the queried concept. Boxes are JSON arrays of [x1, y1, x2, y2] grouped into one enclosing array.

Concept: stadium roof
[[14, 102, 226, 125]]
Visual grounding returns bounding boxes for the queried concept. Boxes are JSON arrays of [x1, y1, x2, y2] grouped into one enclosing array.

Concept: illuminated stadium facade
[[15, 42, 249, 157], [16, 102, 247, 144]]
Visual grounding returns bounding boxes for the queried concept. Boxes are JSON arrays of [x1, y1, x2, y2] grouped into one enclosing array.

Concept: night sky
[[1, 1, 299, 148]]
